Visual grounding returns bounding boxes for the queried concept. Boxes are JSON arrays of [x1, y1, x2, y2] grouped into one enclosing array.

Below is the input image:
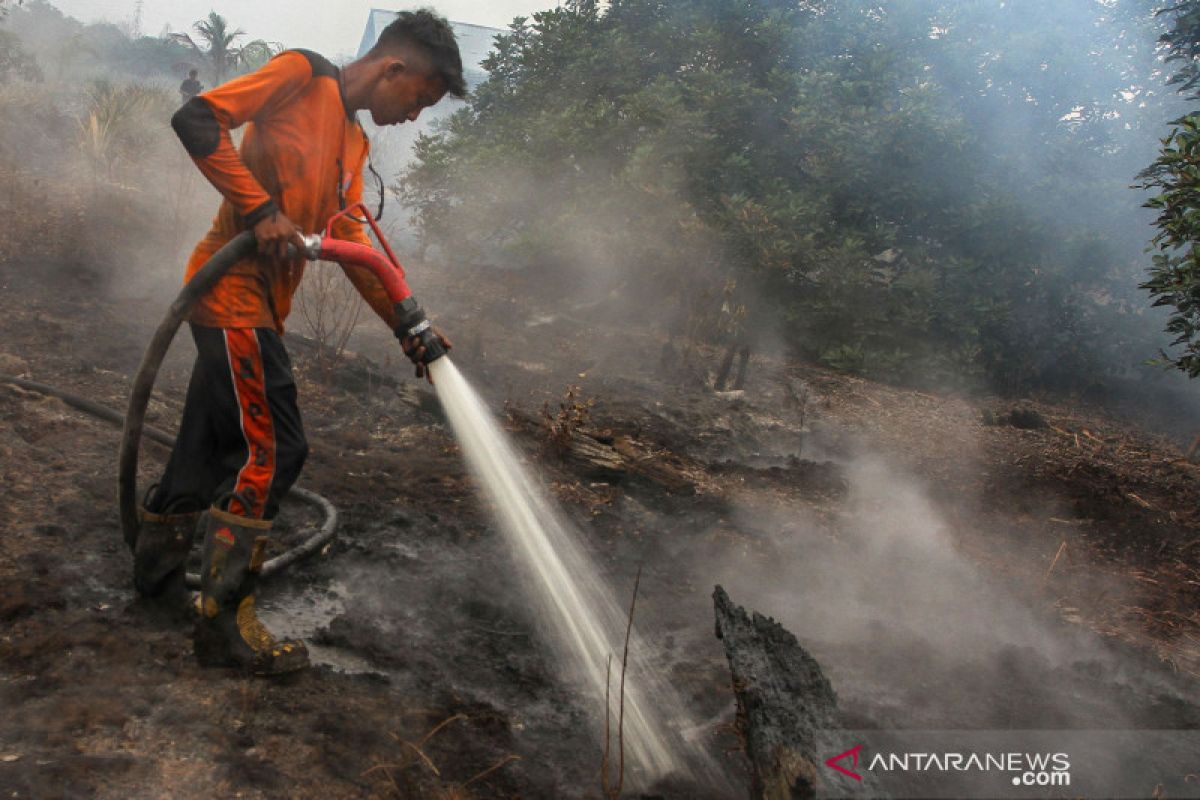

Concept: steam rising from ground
[[694, 450, 1190, 735], [748, 456, 1077, 661]]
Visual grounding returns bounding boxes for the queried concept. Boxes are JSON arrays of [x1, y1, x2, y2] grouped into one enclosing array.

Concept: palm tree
[[170, 12, 280, 86]]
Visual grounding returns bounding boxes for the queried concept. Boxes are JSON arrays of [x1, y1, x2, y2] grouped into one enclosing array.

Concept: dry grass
[[294, 264, 365, 385], [600, 565, 641, 800], [362, 713, 521, 799], [77, 81, 175, 182], [542, 383, 595, 453]]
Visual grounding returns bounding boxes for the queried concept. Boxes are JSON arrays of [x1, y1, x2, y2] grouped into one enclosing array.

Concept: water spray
[[428, 357, 696, 782]]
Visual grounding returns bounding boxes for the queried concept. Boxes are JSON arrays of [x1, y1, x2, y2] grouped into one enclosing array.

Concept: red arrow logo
[[825, 745, 864, 782]]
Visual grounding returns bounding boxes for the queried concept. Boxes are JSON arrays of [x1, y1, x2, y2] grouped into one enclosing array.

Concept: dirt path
[[2, 258, 1198, 798]]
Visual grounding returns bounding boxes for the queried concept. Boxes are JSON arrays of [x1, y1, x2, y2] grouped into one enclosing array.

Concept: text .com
[[1013, 769, 1071, 788]]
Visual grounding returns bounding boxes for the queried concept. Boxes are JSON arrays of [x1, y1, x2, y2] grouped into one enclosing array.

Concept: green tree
[[170, 11, 278, 86], [403, 0, 1177, 392], [1158, 0, 1200, 97], [1142, 0, 1200, 376]]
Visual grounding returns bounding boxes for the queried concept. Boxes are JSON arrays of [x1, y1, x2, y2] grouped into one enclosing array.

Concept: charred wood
[[713, 586, 884, 800]]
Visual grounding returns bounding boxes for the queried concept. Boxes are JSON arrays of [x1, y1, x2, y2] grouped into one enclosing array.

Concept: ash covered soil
[[2, 255, 1199, 799]]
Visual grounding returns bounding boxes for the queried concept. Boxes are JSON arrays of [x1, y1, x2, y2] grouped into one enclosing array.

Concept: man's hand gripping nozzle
[[394, 297, 448, 366]]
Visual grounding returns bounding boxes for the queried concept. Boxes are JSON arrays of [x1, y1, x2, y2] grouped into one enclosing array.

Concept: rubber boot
[[134, 507, 201, 598], [194, 507, 309, 676]]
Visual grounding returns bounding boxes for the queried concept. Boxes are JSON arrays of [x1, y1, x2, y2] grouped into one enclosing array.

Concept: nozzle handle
[[394, 297, 447, 364], [411, 320, 448, 364]]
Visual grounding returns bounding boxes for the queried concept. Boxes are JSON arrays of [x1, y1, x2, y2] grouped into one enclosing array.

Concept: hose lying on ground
[[1, 229, 339, 588], [0, 372, 339, 587]]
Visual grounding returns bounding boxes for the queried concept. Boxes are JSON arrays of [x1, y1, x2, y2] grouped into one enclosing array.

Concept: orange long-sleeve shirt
[[171, 49, 400, 332]]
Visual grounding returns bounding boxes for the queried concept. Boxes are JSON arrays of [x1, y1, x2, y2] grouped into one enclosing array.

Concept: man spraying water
[[124, 8, 702, 784], [133, 11, 462, 676]]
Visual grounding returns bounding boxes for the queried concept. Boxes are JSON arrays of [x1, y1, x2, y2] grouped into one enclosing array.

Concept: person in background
[[179, 68, 202, 103]]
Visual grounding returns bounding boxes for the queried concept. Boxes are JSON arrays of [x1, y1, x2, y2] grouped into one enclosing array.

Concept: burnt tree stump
[[713, 586, 884, 800]]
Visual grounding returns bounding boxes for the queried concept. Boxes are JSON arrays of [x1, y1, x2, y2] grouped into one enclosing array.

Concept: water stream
[[428, 357, 700, 786]]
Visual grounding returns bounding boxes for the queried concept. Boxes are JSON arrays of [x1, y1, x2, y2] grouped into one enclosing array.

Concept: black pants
[[146, 324, 308, 520]]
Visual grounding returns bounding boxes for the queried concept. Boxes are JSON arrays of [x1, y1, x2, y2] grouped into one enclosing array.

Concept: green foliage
[[1142, 114, 1200, 376], [1158, 0, 1200, 99], [403, 0, 1176, 392], [1143, 1, 1200, 377], [84, 23, 193, 80], [170, 12, 280, 86], [5, 0, 193, 83]]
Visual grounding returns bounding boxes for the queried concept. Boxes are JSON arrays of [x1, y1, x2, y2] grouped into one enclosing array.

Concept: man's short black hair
[[370, 9, 466, 99]]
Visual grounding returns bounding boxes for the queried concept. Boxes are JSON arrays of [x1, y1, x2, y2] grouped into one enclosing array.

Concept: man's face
[[367, 55, 447, 127]]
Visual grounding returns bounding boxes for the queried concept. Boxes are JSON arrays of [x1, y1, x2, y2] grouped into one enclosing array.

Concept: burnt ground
[[1, 253, 1199, 799]]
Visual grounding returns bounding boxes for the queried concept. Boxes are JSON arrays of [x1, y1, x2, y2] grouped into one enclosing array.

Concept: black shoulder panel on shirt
[[171, 97, 220, 158], [290, 49, 338, 79]]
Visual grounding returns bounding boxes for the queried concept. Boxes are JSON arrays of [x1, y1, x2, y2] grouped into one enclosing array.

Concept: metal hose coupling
[[297, 233, 323, 261], [394, 297, 447, 364]]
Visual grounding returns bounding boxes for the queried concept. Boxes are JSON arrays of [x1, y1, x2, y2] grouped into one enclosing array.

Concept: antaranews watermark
[[817, 730, 1199, 798]]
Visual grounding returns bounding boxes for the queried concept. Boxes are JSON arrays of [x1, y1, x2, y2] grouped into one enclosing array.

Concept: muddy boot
[[194, 507, 309, 676], [134, 507, 201, 598]]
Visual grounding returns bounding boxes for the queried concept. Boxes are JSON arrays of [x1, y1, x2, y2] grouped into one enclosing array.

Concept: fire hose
[[3, 203, 445, 590], [0, 371, 338, 587]]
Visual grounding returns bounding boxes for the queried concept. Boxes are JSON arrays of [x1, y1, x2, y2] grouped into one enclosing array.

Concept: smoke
[[0, 26, 215, 317], [842, 0, 1200, 416], [677, 447, 1188, 737], [725, 455, 1073, 656]]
